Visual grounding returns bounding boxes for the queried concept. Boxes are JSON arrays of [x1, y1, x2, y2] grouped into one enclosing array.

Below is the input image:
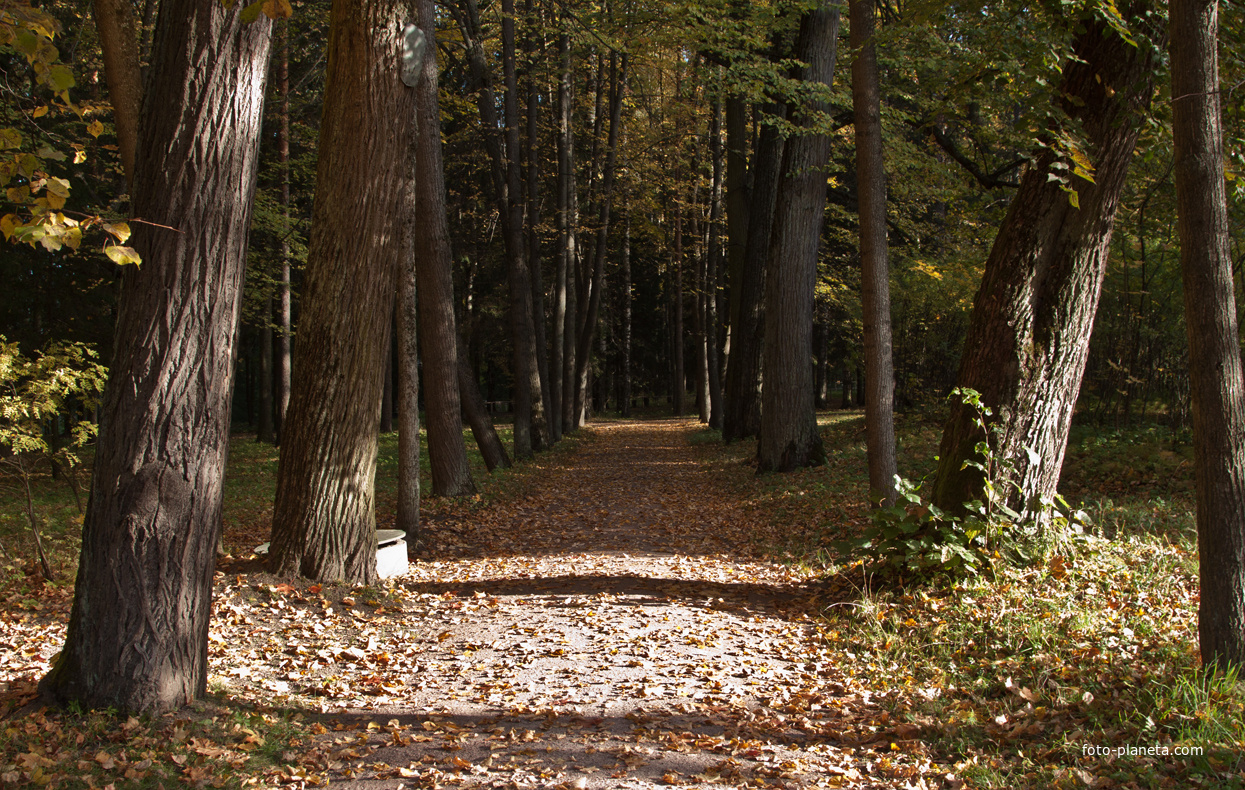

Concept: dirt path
[[214, 420, 935, 788]]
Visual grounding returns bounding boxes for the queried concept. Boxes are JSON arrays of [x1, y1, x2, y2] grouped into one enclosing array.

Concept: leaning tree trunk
[[39, 0, 271, 713], [757, 3, 839, 472], [269, 0, 416, 583], [1170, 0, 1245, 671], [414, 0, 474, 496], [457, 331, 513, 471], [931, 4, 1162, 515], [850, 0, 896, 505]]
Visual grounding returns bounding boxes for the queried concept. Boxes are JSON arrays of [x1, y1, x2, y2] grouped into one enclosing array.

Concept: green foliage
[[841, 388, 1089, 579], [0, 336, 106, 458]]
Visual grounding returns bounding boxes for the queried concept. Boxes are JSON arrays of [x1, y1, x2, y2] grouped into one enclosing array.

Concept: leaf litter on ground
[[1, 415, 1241, 789]]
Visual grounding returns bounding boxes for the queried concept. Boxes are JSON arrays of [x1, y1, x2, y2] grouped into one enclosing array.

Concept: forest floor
[[2, 415, 1242, 789]]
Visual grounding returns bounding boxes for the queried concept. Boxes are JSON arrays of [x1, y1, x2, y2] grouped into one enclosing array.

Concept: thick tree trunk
[[757, 4, 838, 472], [269, 0, 416, 583], [723, 107, 785, 443], [39, 0, 271, 713], [414, 0, 475, 495], [931, 6, 1161, 515], [1170, 0, 1245, 671], [850, 0, 896, 505]]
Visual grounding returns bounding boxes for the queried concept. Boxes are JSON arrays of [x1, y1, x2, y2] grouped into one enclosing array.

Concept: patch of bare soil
[[212, 420, 937, 788]]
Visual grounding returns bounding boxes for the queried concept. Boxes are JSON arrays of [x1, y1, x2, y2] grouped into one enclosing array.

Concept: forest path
[[216, 420, 932, 788]]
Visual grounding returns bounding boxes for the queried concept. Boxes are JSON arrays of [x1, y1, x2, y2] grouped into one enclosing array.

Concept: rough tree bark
[[276, 18, 292, 443], [931, 4, 1162, 515], [1170, 0, 1245, 670], [269, 0, 416, 583], [39, 0, 271, 713], [850, 0, 896, 505], [706, 97, 725, 431], [414, 0, 474, 496], [757, 3, 839, 472], [91, 0, 142, 190]]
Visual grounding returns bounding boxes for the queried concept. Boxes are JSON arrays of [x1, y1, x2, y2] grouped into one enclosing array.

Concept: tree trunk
[[706, 97, 725, 431], [850, 0, 896, 505], [380, 325, 394, 434], [414, 0, 475, 496], [757, 3, 839, 472], [397, 225, 420, 537], [573, 52, 626, 429], [276, 18, 292, 443], [672, 202, 686, 417], [1170, 0, 1245, 671], [723, 106, 785, 443], [269, 0, 416, 584], [621, 213, 632, 418], [457, 331, 512, 471], [258, 295, 275, 443], [524, 0, 554, 444], [552, 31, 572, 438], [39, 0, 271, 713], [931, 5, 1162, 515], [92, 0, 143, 190]]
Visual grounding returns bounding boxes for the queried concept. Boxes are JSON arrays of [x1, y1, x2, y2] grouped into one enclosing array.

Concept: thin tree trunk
[[380, 325, 394, 434], [457, 332, 512, 471], [1170, 0, 1245, 671], [723, 95, 749, 393], [270, 0, 416, 583], [707, 96, 725, 431], [258, 295, 275, 442], [39, 0, 271, 713], [92, 0, 143, 190], [672, 201, 685, 417], [621, 212, 632, 418], [524, 0, 553, 444], [573, 52, 626, 429], [414, 0, 475, 495], [276, 18, 292, 443], [850, 0, 896, 505], [931, 4, 1162, 515], [758, 3, 839, 472], [397, 225, 420, 537], [552, 31, 572, 437]]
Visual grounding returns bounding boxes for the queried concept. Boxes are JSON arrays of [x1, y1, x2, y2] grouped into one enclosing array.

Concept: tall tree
[[414, 0, 475, 496], [572, 51, 627, 429], [850, 0, 896, 505], [269, 0, 416, 583], [1170, 0, 1245, 670], [931, 3, 1162, 515], [39, 0, 272, 712], [757, 2, 839, 471]]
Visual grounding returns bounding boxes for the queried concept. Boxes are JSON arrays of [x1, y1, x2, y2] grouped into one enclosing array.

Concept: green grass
[[697, 408, 1245, 789]]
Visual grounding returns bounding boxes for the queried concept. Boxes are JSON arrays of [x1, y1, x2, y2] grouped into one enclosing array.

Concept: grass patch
[[695, 409, 1244, 789]]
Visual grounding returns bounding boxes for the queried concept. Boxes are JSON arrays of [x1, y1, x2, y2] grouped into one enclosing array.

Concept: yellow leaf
[[104, 244, 141, 265], [87, 119, 104, 137], [73, 149, 86, 164], [45, 189, 65, 210], [103, 221, 131, 244], [32, 105, 48, 119]]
